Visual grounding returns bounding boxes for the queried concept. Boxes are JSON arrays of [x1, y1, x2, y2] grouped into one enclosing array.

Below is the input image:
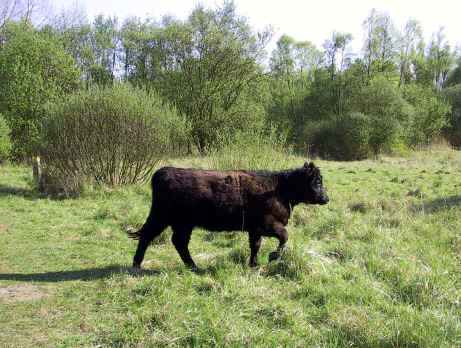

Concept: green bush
[[403, 84, 450, 148], [354, 77, 413, 155], [302, 114, 370, 161], [39, 84, 189, 194], [442, 84, 461, 148], [301, 77, 415, 160], [336, 112, 371, 160], [0, 114, 12, 162]]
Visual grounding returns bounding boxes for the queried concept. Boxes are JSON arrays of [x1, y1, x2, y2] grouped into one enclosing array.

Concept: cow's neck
[[276, 169, 304, 207]]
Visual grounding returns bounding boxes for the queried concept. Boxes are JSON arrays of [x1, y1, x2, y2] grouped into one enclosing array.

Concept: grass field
[[0, 148, 460, 347]]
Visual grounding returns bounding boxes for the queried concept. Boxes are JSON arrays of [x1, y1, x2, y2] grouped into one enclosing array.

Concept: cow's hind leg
[[132, 217, 167, 268], [171, 225, 197, 270], [248, 231, 262, 267]]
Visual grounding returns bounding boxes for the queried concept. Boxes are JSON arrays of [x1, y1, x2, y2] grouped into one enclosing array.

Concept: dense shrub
[[442, 84, 461, 148], [353, 77, 413, 155], [302, 113, 370, 161], [402, 84, 450, 147], [39, 84, 189, 194], [0, 114, 12, 162], [298, 77, 416, 160], [335, 112, 371, 160]]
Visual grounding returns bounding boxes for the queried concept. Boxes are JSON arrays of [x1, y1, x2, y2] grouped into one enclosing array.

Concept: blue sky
[[52, 0, 460, 56]]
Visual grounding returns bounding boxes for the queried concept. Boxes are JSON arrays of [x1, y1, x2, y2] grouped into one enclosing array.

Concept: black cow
[[128, 162, 328, 269]]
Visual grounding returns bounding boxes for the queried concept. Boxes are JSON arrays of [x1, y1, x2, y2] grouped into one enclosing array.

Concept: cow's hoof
[[189, 266, 204, 274], [132, 263, 141, 269], [269, 251, 280, 262]]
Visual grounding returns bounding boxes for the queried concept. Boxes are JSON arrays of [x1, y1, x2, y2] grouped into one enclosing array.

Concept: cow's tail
[[127, 171, 165, 240], [127, 213, 154, 240]]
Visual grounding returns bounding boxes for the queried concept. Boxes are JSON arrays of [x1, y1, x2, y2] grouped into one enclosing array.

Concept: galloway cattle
[[128, 162, 329, 269]]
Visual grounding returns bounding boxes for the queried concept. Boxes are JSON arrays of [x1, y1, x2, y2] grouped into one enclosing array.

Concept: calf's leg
[[248, 231, 262, 267], [171, 225, 197, 269], [266, 222, 288, 262], [133, 218, 167, 268]]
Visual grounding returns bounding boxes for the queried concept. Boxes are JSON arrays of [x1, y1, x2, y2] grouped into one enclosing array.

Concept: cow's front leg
[[267, 222, 288, 262], [248, 231, 262, 267]]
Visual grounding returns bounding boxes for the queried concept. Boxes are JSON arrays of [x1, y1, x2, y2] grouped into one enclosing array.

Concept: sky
[[51, 0, 460, 57]]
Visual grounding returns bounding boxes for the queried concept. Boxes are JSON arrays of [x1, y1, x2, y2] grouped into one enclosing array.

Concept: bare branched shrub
[[39, 84, 189, 194]]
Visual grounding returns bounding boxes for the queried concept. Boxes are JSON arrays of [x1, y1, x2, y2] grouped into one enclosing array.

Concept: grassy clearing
[[0, 148, 460, 347]]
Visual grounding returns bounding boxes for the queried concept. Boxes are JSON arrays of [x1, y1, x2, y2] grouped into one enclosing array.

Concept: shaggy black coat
[[129, 162, 328, 268]]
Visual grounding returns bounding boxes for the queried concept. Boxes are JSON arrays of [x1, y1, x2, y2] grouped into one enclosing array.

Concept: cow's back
[[151, 167, 277, 231]]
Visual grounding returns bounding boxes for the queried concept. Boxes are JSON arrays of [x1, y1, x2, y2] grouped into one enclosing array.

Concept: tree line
[[0, 1, 460, 171]]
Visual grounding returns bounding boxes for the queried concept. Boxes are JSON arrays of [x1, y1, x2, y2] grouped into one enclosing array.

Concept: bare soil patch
[[0, 284, 46, 304]]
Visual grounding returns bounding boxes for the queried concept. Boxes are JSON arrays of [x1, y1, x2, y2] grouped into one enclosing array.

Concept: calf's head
[[299, 162, 329, 205]]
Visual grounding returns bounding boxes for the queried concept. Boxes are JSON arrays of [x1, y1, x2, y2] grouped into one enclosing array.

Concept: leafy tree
[[362, 9, 398, 79], [0, 21, 81, 158], [268, 36, 322, 143], [323, 31, 353, 77], [42, 22, 93, 80], [88, 15, 120, 85], [396, 19, 423, 87], [1, 0, 52, 27], [350, 76, 414, 154], [403, 83, 450, 146], [154, 2, 272, 152], [426, 29, 455, 89], [444, 57, 461, 87]]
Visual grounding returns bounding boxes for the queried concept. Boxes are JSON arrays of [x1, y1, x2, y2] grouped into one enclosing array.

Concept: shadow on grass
[[413, 195, 461, 213], [0, 264, 159, 282], [0, 184, 37, 199]]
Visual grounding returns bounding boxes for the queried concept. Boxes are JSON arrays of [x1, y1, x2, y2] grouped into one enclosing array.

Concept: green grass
[[1, 148, 460, 347]]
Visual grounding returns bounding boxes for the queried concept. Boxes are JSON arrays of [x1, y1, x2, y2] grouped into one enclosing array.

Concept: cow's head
[[301, 162, 329, 205]]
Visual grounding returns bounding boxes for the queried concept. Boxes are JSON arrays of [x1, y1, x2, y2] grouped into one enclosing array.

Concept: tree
[[319, 32, 353, 119], [397, 19, 423, 87], [323, 31, 353, 77], [444, 57, 461, 87], [0, 21, 81, 158], [268, 35, 321, 141], [362, 9, 398, 79], [426, 28, 455, 89], [0, 0, 52, 27], [88, 15, 120, 84], [153, 1, 272, 152]]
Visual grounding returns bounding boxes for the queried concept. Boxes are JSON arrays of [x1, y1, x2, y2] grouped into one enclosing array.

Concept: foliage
[[1, 5, 459, 161], [444, 58, 461, 88], [152, 3, 271, 152], [403, 84, 450, 147], [0, 21, 81, 158], [0, 113, 11, 162], [442, 84, 461, 148], [267, 35, 321, 144], [351, 76, 413, 154], [334, 112, 371, 160], [38, 84, 189, 194], [302, 77, 415, 159], [301, 113, 371, 161]]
